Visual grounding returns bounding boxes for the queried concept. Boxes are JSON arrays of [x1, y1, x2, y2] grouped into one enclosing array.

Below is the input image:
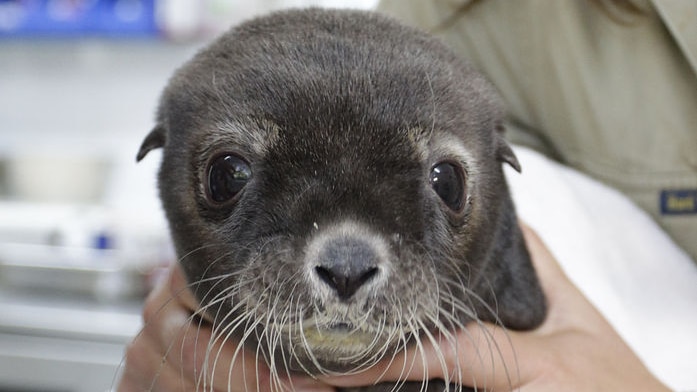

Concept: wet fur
[[138, 8, 546, 391]]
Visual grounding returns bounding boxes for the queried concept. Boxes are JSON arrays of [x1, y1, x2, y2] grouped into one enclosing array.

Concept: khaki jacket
[[378, 0, 697, 263]]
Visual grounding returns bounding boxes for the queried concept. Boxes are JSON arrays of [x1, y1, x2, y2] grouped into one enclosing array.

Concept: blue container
[[0, 0, 158, 37]]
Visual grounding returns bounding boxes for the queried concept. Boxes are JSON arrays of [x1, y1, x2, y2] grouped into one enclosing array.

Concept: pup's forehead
[[180, 15, 490, 91], [160, 9, 503, 168], [196, 117, 427, 169], [202, 119, 281, 158]]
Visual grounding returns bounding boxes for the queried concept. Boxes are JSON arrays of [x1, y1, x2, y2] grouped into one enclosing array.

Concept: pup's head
[[138, 8, 545, 376]]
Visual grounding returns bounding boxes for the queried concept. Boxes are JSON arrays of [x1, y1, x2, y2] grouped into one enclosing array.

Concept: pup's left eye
[[207, 154, 251, 204], [429, 162, 465, 212]]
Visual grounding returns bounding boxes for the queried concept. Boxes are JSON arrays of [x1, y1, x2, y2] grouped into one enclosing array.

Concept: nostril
[[314, 265, 379, 301], [359, 267, 379, 286], [315, 265, 338, 289]]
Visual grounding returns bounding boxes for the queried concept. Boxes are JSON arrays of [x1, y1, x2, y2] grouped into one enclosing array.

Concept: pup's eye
[[207, 154, 251, 204], [429, 162, 465, 212]]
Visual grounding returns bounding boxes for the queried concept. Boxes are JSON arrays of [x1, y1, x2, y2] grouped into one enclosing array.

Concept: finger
[[141, 264, 193, 356], [170, 315, 270, 391], [120, 333, 197, 392], [174, 303, 333, 391], [115, 373, 141, 392], [124, 265, 206, 390], [140, 267, 256, 390], [117, 265, 194, 391], [167, 263, 201, 313]]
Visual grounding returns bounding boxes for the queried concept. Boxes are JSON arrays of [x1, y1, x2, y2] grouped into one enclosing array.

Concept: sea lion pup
[[137, 8, 546, 391]]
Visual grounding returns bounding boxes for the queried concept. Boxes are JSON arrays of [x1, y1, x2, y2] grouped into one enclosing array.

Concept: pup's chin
[[271, 321, 397, 375]]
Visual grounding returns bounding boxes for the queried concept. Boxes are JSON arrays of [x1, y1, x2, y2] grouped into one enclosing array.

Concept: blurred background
[[0, 0, 377, 390]]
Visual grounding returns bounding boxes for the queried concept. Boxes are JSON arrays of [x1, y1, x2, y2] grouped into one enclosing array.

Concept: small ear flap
[[495, 124, 521, 173], [136, 125, 166, 162]]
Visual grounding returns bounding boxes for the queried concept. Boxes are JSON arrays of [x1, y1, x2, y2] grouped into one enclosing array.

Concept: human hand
[[320, 223, 672, 391], [116, 263, 331, 392]]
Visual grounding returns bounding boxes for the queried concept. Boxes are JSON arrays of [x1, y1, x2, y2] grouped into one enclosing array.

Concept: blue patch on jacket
[[661, 190, 697, 215]]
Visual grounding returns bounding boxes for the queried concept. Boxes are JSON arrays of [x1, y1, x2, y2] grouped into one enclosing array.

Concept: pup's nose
[[314, 238, 380, 301]]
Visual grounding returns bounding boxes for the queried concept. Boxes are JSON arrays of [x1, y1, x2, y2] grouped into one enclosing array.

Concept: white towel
[[506, 146, 697, 391]]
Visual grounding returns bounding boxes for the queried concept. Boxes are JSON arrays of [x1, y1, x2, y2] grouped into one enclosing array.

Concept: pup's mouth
[[252, 297, 425, 374], [264, 317, 393, 374], [301, 320, 378, 353]]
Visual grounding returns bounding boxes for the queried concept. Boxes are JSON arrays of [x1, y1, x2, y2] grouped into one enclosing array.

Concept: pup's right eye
[[206, 154, 251, 204], [429, 161, 465, 213]]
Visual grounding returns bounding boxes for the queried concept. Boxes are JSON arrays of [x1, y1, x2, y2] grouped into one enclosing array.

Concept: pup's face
[[139, 9, 545, 376]]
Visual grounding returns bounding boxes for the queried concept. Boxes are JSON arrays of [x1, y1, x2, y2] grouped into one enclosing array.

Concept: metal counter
[[0, 287, 141, 392]]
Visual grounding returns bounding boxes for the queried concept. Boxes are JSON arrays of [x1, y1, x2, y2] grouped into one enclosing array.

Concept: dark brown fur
[[138, 8, 546, 391]]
